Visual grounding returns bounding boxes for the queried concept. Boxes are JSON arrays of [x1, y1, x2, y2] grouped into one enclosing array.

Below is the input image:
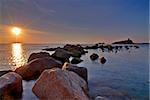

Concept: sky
[[0, 0, 149, 43]]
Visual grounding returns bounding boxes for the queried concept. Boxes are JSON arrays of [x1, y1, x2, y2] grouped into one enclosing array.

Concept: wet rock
[[32, 68, 89, 100], [100, 57, 106, 64], [114, 46, 119, 50], [51, 48, 73, 63], [134, 45, 139, 49], [84, 44, 99, 49], [124, 46, 129, 50], [42, 47, 58, 51], [64, 44, 87, 57], [105, 45, 113, 51], [0, 70, 12, 77], [99, 45, 105, 52], [62, 62, 88, 83], [15, 57, 62, 80], [0, 72, 23, 99], [118, 46, 123, 49], [90, 53, 99, 60], [71, 57, 83, 64], [28, 52, 51, 62]]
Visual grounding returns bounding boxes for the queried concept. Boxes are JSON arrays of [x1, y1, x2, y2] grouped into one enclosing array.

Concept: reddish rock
[[28, 52, 51, 62], [32, 68, 89, 100], [62, 63, 88, 83], [0, 72, 23, 99], [0, 70, 12, 77], [15, 57, 62, 80]]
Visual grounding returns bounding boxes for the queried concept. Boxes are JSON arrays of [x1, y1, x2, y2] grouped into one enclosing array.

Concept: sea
[[0, 43, 149, 100]]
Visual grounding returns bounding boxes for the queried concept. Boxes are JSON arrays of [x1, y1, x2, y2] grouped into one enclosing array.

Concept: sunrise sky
[[0, 0, 149, 44]]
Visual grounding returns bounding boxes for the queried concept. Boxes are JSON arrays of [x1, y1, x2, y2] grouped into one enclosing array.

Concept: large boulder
[[15, 57, 62, 80], [62, 62, 88, 83], [71, 57, 83, 64], [0, 70, 12, 77], [32, 68, 89, 100], [64, 44, 87, 57], [28, 52, 51, 62], [51, 48, 72, 63], [90, 53, 99, 60], [0, 72, 23, 99]]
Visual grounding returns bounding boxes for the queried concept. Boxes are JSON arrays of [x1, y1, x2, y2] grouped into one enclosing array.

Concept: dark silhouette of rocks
[[51, 48, 72, 63], [125, 46, 130, 50], [134, 45, 140, 48], [43, 44, 87, 63], [42, 47, 58, 51], [64, 44, 87, 57], [112, 38, 134, 44], [90, 53, 99, 60], [100, 57, 106, 64], [71, 57, 83, 64], [105, 45, 114, 52], [84, 44, 99, 49]]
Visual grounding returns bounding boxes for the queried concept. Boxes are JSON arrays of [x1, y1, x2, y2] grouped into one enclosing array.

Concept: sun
[[11, 27, 22, 36]]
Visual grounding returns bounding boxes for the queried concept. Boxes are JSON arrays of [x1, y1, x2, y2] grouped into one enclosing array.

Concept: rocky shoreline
[[0, 42, 140, 99]]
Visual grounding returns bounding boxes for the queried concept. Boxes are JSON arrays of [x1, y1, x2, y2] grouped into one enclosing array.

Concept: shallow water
[[0, 43, 149, 100]]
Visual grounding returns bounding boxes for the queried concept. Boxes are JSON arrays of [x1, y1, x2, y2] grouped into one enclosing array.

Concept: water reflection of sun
[[11, 43, 26, 69]]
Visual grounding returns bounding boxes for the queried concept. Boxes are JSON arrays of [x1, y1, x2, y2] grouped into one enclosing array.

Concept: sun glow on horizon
[[11, 27, 22, 36]]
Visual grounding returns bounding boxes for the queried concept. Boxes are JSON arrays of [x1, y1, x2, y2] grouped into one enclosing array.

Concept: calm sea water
[[0, 43, 149, 100]]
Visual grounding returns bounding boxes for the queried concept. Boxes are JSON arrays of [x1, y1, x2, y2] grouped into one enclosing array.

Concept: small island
[[112, 38, 134, 44]]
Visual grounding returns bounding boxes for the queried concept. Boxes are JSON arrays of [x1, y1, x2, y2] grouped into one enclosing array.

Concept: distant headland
[[112, 38, 134, 44]]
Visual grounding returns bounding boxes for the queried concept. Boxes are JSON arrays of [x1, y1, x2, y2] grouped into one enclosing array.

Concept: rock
[[71, 57, 83, 64], [51, 48, 72, 63], [134, 45, 139, 49], [112, 38, 134, 44], [100, 57, 106, 64], [0, 72, 23, 99], [84, 44, 99, 49], [105, 45, 113, 51], [32, 68, 89, 100], [99, 45, 105, 52], [15, 57, 62, 80], [90, 53, 99, 60], [64, 44, 86, 57], [0, 70, 12, 77], [28, 52, 51, 62], [62, 62, 88, 83], [124, 46, 129, 50], [42, 47, 58, 51]]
